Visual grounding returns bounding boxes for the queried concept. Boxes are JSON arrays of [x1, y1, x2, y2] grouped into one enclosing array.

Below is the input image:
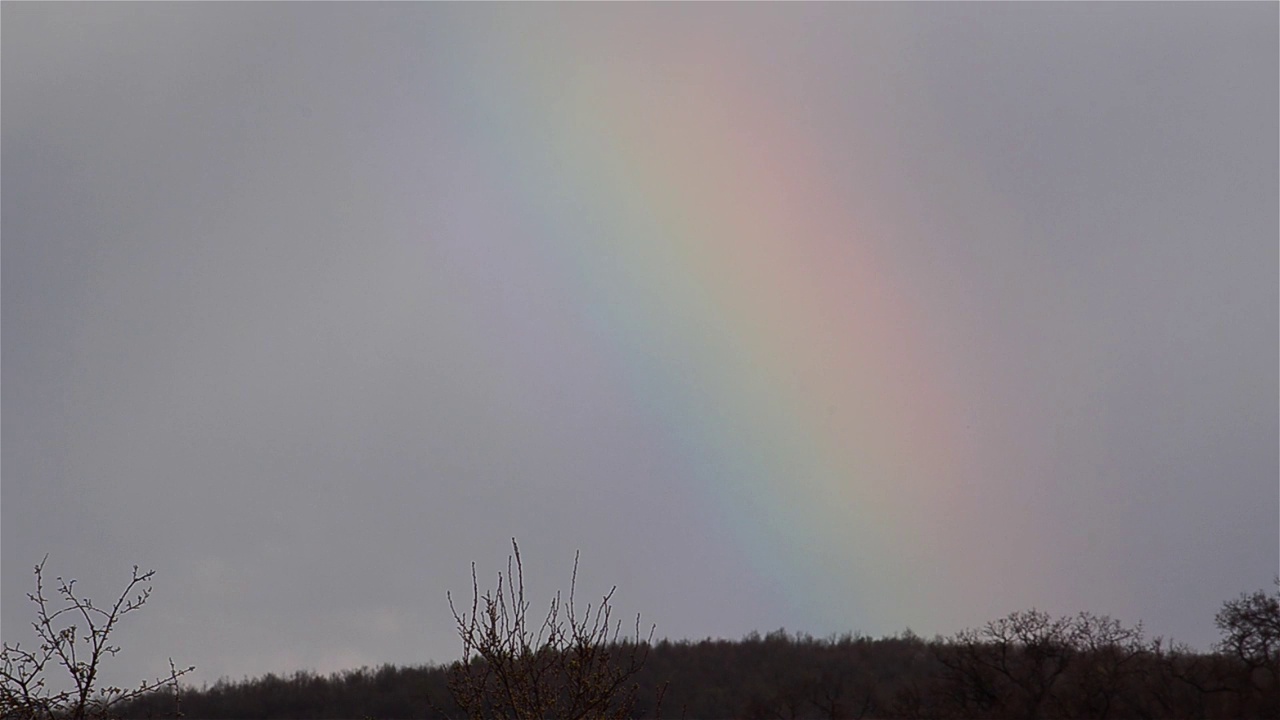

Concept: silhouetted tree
[[1212, 581, 1280, 716], [1056, 612, 1147, 718], [0, 557, 192, 720], [1216, 582, 1280, 691], [936, 609, 1077, 720], [446, 540, 657, 720]]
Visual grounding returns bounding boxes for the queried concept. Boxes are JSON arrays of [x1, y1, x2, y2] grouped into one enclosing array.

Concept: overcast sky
[[3, 3, 1277, 690]]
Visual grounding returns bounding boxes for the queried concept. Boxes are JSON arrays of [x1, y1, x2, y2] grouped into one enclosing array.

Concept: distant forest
[[6, 554, 1276, 720], [121, 602, 1279, 720]]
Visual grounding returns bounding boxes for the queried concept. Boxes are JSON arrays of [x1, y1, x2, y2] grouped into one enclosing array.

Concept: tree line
[[112, 602, 1280, 712], [6, 545, 1278, 719], [120, 588, 1278, 719]]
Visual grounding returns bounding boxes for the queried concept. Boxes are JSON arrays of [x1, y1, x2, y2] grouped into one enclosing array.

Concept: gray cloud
[[4, 2, 1276, 688]]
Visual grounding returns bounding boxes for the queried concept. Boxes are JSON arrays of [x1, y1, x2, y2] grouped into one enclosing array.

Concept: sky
[[3, 2, 1277, 690]]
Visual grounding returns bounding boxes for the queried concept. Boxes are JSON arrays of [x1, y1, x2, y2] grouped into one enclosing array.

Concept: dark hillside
[[122, 614, 1279, 719]]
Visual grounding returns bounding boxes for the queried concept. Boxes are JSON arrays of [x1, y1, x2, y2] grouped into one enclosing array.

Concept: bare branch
[[446, 540, 656, 720], [1, 558, 193, 720]]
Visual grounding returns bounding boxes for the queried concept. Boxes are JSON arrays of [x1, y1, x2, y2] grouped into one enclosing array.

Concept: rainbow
[[427, 14, 980, 632]]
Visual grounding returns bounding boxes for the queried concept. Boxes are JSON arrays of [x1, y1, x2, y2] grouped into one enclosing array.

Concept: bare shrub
[[446, 540, 657, 720], [1, 557, 192, 720], [1215, 580, 1280, 690]]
